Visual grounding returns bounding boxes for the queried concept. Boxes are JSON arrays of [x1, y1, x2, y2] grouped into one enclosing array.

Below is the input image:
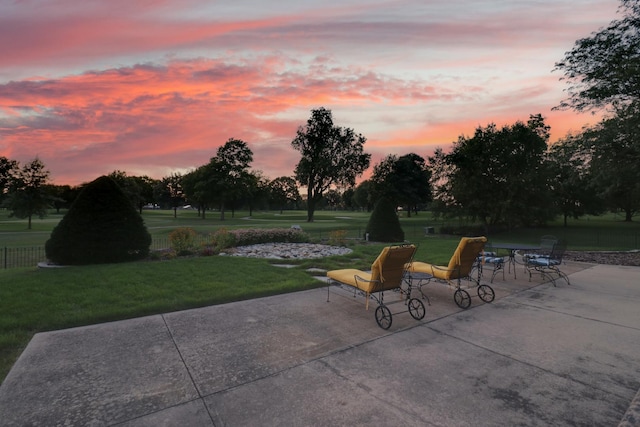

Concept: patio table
[[486, 242, 540, 279]]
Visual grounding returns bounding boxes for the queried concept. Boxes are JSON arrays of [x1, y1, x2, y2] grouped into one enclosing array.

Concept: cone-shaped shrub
[[45, 176, 152, 265], [365, 197, 404, 242]]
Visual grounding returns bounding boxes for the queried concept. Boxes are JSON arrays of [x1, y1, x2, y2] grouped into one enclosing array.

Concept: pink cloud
[[2, 56, 463, 184]]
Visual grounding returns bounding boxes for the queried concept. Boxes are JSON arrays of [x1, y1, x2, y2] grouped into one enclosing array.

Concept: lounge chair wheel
[[453, 289, 471, 309], [408, 298, 426, 320], [477, 284, 495, 303], [375, 305, 392, 329]]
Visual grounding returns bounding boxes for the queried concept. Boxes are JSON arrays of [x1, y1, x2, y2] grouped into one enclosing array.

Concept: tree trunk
[[28, 214, 32, 230], [173, 207, 177, 219], [625, 209, 633, 222], [306, 186, 315, 222]]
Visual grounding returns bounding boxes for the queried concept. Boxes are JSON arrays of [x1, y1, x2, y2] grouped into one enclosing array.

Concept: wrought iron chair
[[525, 239, 570, 286], [476, 250, 505, 283], [407, 236, 494, 309], [326, 244, 425, 329]]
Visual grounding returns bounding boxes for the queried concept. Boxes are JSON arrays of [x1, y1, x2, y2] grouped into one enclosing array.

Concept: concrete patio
[[0, 261, 639, 426]]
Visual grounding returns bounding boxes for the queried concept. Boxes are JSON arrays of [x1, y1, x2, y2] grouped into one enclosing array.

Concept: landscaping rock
[[228, 243, 352, 259]]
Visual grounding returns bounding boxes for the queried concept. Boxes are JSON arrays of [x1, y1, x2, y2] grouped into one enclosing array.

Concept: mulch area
[[563, 251, 640, 266]]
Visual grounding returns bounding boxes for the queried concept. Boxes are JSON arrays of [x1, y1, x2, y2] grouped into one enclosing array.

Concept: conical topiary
[[365, 197, 404, 242], [45, 175, 152, 265]]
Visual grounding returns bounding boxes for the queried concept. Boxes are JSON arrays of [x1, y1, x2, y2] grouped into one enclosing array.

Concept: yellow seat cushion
[[326, 269, 374, 292], [326, 245, 416, 294], [408, 261, 451, 280]]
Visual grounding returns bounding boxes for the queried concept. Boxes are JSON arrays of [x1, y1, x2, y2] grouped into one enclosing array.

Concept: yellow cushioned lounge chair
[[326, 244, 425, 329], [408, 236, 495, 309]]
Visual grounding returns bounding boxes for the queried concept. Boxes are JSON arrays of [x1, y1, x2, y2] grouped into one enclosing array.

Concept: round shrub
[[365, 197, 405, 242], [45, 176, 152, 265]]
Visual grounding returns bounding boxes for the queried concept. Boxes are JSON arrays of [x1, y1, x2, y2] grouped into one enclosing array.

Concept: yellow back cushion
[[446, 237, 487, 278]]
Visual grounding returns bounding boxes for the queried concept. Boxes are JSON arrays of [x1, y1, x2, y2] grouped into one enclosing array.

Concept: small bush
[[210, 228, 237, 251], [169, 227, 197, 255], [230, 228, 310, 246], [328, 230, 348, 246], [365, 197, 405, 242], [149, 249, 177, 261]]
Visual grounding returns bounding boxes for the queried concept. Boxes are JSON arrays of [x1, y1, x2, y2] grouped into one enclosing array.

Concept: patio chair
[[476, 250, 505, 283], [523, 235, 557, 261], [525, 239, 570, 286], [326, 244, 425, 329], [408, 236, 494, 309]]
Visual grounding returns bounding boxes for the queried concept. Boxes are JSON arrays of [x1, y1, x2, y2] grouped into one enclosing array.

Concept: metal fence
[[1, 240, 177, 270], [1, 246, 46, 269]]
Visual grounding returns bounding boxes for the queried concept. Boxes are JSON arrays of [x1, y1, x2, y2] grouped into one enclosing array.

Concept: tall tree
[[244, 170, 270, 216], [107, 171, 157, 213], [554, 0, 640, 112], [547, 133, 603, 226], [432, 115, 552, 232], [3, 158, 51, 229], [292, 107, 370, 222], [155, 173, 185, 218], [269, 176, 300, 213], [584, 103, 640, 221], [182, 165, 211, 218], [353, 180, 374, 212], [370, 153, 431, 217], [209, 138, 254, 220], [0, 157, 19, 205]]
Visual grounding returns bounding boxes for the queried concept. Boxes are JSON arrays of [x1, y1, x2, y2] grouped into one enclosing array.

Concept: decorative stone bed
[[225, 243, 353, 259], [563, 250, 640, 266]]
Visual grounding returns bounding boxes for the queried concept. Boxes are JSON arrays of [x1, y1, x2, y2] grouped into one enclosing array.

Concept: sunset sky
[[0, 0, 619, 186]]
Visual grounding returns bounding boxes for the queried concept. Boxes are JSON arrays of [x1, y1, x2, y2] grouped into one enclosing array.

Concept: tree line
[[2, 0, 639, 229]]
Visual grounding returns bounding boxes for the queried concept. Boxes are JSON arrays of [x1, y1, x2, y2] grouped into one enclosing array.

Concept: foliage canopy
[[292, 107, 370, 222], [554, 0, 640, 112]]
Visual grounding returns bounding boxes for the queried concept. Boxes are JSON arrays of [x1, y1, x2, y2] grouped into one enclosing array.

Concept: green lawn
[[0, 208, 638, 383]]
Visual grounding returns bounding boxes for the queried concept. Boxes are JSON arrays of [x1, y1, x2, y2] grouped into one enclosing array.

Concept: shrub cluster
[[169, 227, 197, 255], [151, 227, 311, 260], [229, 228, 310, 247], [209, 228, 236, 251], [328, 230, 348, 246]]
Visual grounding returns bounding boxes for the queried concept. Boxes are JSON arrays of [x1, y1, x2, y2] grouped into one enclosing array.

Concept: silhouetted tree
[[431, 115, 552, 232], [3, 158, 51, 229], [547, 133, 603, 226], [370, 153, 431, 217], [584, 103, 640, 221], [554, 0, 640, 112], [0, 156, 18, 205], [269, 176, 300, 213], [292, 107, 370, 222]]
